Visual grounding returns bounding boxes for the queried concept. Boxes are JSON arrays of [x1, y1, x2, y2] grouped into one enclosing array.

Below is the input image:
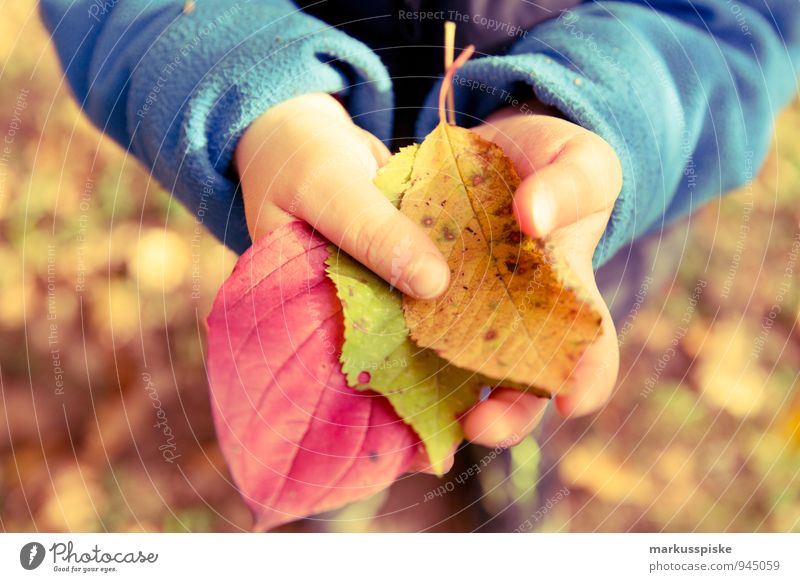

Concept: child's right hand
[[235, 93, 451, 300]]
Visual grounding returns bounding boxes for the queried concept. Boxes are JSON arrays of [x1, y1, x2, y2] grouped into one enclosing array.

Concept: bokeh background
[[1, 1, 798, 532]]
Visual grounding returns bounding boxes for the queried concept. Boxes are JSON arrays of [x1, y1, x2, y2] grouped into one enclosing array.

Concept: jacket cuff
[[128, 3, 394, 254], [413, 7, 675, 269]]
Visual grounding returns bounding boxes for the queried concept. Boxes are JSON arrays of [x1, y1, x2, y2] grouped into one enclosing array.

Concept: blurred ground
[[1, 2, 798, 532]]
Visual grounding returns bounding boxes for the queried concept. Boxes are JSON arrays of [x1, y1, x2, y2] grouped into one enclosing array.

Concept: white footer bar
[[1, 533, 797, 581]]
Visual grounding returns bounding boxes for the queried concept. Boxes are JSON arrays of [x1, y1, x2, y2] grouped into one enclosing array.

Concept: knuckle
[[592, 135, 622, 184], [353, 213, 398, 271], [572, 133, 623, 203], [593, 137, 623, 193], [573, 131, 610, 159]]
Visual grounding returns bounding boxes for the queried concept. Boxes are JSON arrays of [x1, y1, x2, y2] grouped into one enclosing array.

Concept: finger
[[287, 162, 451, 300], [554, 299, 618, 417], [554, 342, 616, 417], [243, 199, 295, 242], [359, 128, 391, 167], [513, 134, 622, 238], [462, 388, 548, 447], [552, 253, 619, 418]]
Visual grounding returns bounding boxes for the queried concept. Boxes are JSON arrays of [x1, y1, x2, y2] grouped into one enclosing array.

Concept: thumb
[[513, 134, 622, 238], [292, 157, 451, 300]]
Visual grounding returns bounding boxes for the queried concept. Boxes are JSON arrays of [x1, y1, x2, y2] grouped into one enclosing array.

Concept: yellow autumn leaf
[[696, 320, 766, 418], [130, 228, 190, 292], [560, 441, 656, 505], [39, 465, 106, 531], [399, 121, 602, 393]]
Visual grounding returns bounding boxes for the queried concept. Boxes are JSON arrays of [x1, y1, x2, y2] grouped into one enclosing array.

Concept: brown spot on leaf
[[484, 330, 497, 341], [472, 174, 484, 186], [358, 371, 371, 384], [443, 226, 456, 241], [422, 216, 434, 227]]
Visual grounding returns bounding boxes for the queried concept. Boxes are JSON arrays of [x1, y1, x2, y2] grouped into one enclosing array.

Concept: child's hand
[[460, 102, 623, 448], [237, 95, 621, 471], [235, 93, 450, 300]]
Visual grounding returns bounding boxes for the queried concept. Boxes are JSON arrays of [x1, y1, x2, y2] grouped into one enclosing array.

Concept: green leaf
[[325, 249, 484, 475], [372, 144, 419, 206]]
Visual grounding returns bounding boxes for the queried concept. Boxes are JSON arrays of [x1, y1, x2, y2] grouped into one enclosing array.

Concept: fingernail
[[533, 193, 555, 236], [407, 252, 450, 299]]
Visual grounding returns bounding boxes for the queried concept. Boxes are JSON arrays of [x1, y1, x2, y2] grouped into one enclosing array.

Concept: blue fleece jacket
[[40, 1, 799, 266]]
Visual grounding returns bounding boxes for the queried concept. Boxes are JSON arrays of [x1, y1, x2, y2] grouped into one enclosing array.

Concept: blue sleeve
[[416, 0, 800, 267], [40, 0, 394, 254]]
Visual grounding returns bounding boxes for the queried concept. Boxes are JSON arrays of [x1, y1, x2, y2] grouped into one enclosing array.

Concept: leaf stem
[[444, 22, 456, 125], [438, 39, 475, 126]]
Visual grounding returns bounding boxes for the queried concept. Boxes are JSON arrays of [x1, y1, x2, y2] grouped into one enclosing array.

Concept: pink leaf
[[206, 222, 418, 530]]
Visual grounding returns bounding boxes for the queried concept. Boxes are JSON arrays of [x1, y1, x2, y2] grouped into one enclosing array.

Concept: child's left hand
[[459, 102, 623, 448]]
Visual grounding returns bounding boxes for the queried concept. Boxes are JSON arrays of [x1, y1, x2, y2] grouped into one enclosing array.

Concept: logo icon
[[20, 542, 45, 570]]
